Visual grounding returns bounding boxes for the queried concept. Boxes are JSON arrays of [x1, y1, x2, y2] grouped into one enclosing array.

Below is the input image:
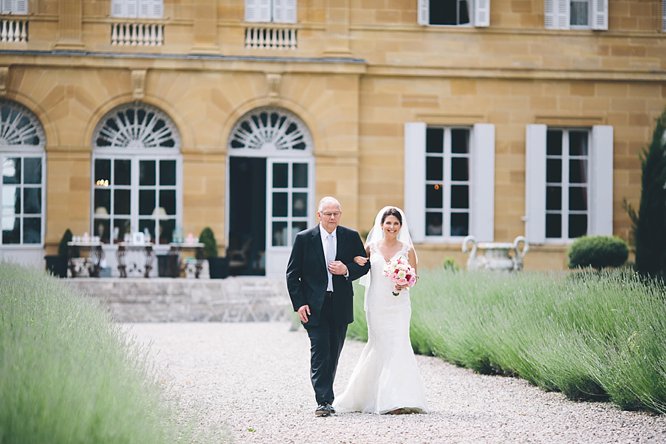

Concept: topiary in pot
[[199, 227, 227, 279], [568, 236, 629, 270]]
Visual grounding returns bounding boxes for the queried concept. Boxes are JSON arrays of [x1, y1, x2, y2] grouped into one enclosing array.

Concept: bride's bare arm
[[408, 247, 418, 276]]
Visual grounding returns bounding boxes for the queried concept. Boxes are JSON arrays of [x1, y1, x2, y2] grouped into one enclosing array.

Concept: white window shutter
[[663, 0, 666, 32], [417, 0, 429, 25], [556, 0, 569, 29], [274, 0, 297, 23], [592, 0, 608, 30], [111, 0, 125, 17], [589, 125, 613, 235], [139, 0, 162, 18], [126, 0, 139, 18], [14, 0, 27, 14], [404, 123, 427, 243], [471, 124, 495, 242], [525, 124, 547, 244], [246, 0, 271, 22], [544, 0, 555, 28], [475, 0, 490, 27]]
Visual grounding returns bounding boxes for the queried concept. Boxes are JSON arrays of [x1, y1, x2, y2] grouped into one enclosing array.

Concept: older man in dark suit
[[287, 196, 370, 417]]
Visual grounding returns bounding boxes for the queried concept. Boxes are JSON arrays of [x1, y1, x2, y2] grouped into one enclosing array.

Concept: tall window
[[0, 0, 27, 15], [545, 0, 607, 30], [245, 0, 297, 24], [545, 129, 589, 239], [111, 0, 163, 19], [404, 122, 495, 243], [425, 127, 471, 238], [525, 124, 613, 244], [418, 0, 490, 27], [0, 100, 45, 247], [92, 103, 180, 246]]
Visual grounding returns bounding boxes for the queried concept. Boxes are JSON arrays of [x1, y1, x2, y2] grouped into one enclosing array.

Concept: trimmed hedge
[[568, 236, 629, 270]]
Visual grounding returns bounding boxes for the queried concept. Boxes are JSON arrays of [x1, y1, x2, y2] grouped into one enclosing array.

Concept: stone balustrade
[[244, 26, 297, 50], [1, 19, 27, 43], [111, 22, 164, 46]]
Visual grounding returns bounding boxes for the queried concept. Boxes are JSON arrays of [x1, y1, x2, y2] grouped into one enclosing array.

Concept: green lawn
[[348, 269, 666, 413]]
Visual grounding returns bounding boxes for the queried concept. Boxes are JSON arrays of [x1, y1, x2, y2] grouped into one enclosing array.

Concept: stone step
[[65, 276, 293, 323]]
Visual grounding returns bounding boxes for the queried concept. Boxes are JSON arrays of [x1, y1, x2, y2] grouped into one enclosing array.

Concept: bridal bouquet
[[383, 256, 417, 296]]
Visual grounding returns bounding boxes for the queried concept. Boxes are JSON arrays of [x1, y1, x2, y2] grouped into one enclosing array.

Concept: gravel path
[[125, 323, 665, 444]]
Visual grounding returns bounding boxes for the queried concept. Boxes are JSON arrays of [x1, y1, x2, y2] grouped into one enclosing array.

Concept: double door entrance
[[228, 156, 313, 277]]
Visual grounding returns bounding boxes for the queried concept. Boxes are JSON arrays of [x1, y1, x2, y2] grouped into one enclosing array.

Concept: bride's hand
[[353, 256, 368, 266]]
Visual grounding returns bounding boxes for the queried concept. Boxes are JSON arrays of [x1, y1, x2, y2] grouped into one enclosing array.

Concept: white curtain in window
[[246, 0, 272, 22], [404, 122, 427, 242]]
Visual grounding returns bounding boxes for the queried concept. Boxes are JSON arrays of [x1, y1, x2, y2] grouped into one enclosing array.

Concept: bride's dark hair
[[381, 207, 402, 225]]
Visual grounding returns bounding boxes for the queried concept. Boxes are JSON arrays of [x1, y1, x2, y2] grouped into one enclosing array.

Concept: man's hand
[[328, 260, 349, 276], [297, 304, 311, 323]]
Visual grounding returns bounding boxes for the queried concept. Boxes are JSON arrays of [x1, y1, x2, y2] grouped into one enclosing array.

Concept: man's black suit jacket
[[286, 225, 370, 328]]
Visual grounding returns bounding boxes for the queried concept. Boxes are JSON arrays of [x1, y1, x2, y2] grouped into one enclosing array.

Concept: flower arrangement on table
[[383, 256, 417, 296]]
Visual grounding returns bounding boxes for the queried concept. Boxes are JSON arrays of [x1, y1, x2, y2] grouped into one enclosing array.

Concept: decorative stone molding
[[266, 73, 282, 99], [131, 69, 147, 100], [0, 19, 28, 43], [0, 67, 8, 96]]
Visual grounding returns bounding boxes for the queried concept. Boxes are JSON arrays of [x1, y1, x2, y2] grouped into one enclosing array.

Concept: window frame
[[110, 0, 163, 19], [418, 0, 490, 28], [245, 0, 297, 24], [525, 124, 613, 245], [0, 0, 27, 15], [424, 126, 472, 240], [0, 150, 45, 247], [404, 122, 495, 244], [91, 152, 182, 246], [544, 128, 591, 242], [545, 0, 607, 30]]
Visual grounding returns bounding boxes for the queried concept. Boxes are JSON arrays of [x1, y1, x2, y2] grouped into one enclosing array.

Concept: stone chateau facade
[[0, 0, 664, 275]]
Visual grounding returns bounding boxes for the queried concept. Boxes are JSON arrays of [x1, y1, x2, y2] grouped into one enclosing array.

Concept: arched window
[[92, 103, 181, 245], [0, 100, 45, 247], [229, 107, 312, 155]]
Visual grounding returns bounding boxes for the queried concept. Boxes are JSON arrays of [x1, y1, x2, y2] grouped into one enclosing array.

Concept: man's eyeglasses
[[321, 211, 341, 218]]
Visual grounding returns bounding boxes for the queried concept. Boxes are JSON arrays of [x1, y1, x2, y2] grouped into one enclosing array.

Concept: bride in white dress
[[334, 206, 427, 414]]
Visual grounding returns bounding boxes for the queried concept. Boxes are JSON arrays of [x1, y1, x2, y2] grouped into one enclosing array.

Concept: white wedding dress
[[334, 241, 427, 414]]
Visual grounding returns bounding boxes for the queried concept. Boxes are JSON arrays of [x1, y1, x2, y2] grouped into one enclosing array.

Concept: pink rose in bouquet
[[383, 256, 417, 296]]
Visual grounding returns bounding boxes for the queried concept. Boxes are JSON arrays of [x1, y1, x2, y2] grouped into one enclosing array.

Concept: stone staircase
[[66, 277, 293, 323]]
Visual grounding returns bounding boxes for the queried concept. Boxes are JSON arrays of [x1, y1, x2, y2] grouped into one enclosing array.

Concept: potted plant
[[199, 227, 228, 279], [44, 229, 74, 278]]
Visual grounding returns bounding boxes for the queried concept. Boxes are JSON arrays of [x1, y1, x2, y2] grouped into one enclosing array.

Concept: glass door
[[265, 158, 312, 277]]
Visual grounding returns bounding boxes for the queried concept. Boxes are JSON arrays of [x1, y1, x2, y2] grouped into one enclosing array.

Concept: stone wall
[[66, 277, 293, 323]]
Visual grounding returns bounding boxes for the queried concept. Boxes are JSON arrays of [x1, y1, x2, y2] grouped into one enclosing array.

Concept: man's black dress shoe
[[315, 404, 330, 417]]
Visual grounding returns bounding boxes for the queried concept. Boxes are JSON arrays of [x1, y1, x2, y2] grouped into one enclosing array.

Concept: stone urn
[[461, 235, 529, 271]]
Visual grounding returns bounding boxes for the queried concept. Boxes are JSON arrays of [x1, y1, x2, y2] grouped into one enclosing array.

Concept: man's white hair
[[318, 196, 342, 212]]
